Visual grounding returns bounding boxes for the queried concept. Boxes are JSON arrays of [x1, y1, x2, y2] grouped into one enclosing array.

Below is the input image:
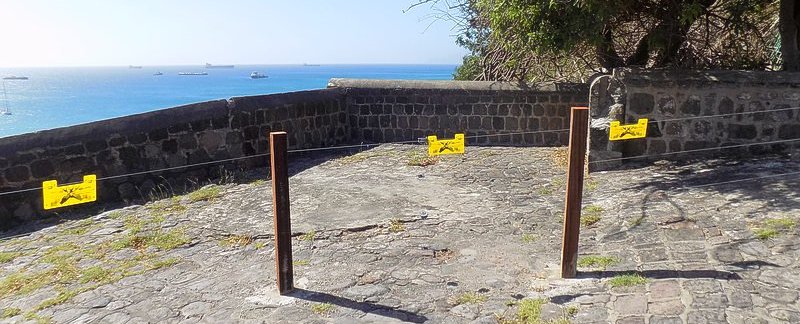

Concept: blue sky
[[0, 0, 468, 67]]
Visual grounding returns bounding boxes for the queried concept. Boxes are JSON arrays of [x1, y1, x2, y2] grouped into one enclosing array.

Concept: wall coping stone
[[615, 67, 800, 85], [327, 78, 587, 92], [0, 100, 228, 153]]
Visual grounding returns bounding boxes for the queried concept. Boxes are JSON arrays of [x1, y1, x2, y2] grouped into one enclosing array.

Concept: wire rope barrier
[[3, 105, 799, 197], [588, 137, 800, 165], [0, 128, 573, 197]]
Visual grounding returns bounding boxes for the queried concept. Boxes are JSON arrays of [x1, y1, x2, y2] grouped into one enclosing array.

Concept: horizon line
[[0, 62, 462, 69]]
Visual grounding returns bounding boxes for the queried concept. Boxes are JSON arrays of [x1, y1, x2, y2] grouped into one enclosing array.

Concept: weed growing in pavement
[[577, 256, 618, 270], [608, 273, 647, 287]]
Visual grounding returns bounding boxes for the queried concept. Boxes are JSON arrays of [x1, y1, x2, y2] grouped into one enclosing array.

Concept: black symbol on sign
[[439, 141, 456, 153], [619, 127, 639, 139], [60, 187, 83, 204]]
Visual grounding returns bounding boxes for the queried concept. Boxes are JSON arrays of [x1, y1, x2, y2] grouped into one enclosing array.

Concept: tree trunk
[[595, 25, 624, 71], [780, 0, 800, 71]]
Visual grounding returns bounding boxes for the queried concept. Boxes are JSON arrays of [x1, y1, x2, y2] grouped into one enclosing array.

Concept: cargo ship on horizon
[[205, 63, 234, 69]]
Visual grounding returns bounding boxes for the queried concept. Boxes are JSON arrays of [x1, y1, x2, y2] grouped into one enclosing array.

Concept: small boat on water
[[153, 72, 163, 76], [129, 65, 143, 69], [250, 71, 268, 79], [2, 76, 28, 80], [302, 63, 321, 67], [178, 72, 208, 76], [206, 63, 234, 69]]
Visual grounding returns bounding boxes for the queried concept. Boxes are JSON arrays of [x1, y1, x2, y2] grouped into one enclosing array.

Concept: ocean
[[0, 64, 457, 138]]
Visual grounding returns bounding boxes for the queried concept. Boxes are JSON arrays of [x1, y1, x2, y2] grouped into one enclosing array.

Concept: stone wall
[[330, 79, 589, 146], [0, 89, 349, 224], [589, 68, 800, 170], [0, 80, 589, 226]]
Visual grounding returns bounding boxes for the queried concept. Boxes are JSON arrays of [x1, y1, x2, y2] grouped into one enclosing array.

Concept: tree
[[432, 0, 781, 82], [780, 0, 800, 70]]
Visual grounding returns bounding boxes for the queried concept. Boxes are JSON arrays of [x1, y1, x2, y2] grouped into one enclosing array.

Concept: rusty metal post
[[270, 131, 294, 294], [561, 107, 589, 278]]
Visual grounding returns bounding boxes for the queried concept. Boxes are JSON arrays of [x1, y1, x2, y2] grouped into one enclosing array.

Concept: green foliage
[[454, 55, 482, 80], [452, 0, 780, 81]]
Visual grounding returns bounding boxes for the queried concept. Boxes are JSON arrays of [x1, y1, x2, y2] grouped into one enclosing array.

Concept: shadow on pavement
[[288, 288, 428, 323], [576, 269, 742, 280]]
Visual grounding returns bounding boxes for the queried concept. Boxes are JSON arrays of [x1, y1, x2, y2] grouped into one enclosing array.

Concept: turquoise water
[[0, 64, 456, 137]]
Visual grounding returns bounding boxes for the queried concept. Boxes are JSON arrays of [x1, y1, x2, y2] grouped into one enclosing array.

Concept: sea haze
[[0, 64, 457, 137]]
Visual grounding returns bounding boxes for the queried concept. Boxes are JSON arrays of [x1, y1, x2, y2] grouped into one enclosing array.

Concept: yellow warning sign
[[427, 133, 465, 157], [42, 175, 97, 210], [609, 118, 649, 141]]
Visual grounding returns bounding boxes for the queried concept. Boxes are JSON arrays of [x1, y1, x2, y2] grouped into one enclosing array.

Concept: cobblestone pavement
[[1, 145, 799, 323]]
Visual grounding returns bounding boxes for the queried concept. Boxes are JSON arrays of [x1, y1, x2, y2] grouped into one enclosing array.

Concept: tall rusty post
[[270, 131, 294, 294], [561, 107, 589, 278]]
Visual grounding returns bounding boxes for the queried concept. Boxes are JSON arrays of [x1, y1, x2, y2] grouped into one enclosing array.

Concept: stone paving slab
[[1, 145, 799, 323]]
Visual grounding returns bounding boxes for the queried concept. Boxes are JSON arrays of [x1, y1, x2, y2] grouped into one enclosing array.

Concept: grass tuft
[[0, 252, 21, 264], [452, 292, 488, 305], [521, 234, 537, 243], [550, 147, 569, 170], [148, 257, 180, 270], [754, 228, 779, 240], [79, 266, 113, 284], [584, 177, 599, 191], [753, 217, 797, 240], [63, 219, 94, 235], [188, 186, 222, 203], [293, 260, 310, 266], [220, 235, 253, 248], [516, 298, 548, 323], [113, 228, 190, 251], [577, 256, 618, 270], [35, 289, 81, 311], [106, 211, 125, 219], [298, 230, 316, 242], [581, 205, 603, 227], [608, 273, 647, 287], [2, 307, 21, 318], [23, 312, 52, 324], [254, 242, 266, 250], [388, 219, 406, 233], [336, 151, 394, 165], [310, 303, 335, 315], [407, 152, 439, 167]]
